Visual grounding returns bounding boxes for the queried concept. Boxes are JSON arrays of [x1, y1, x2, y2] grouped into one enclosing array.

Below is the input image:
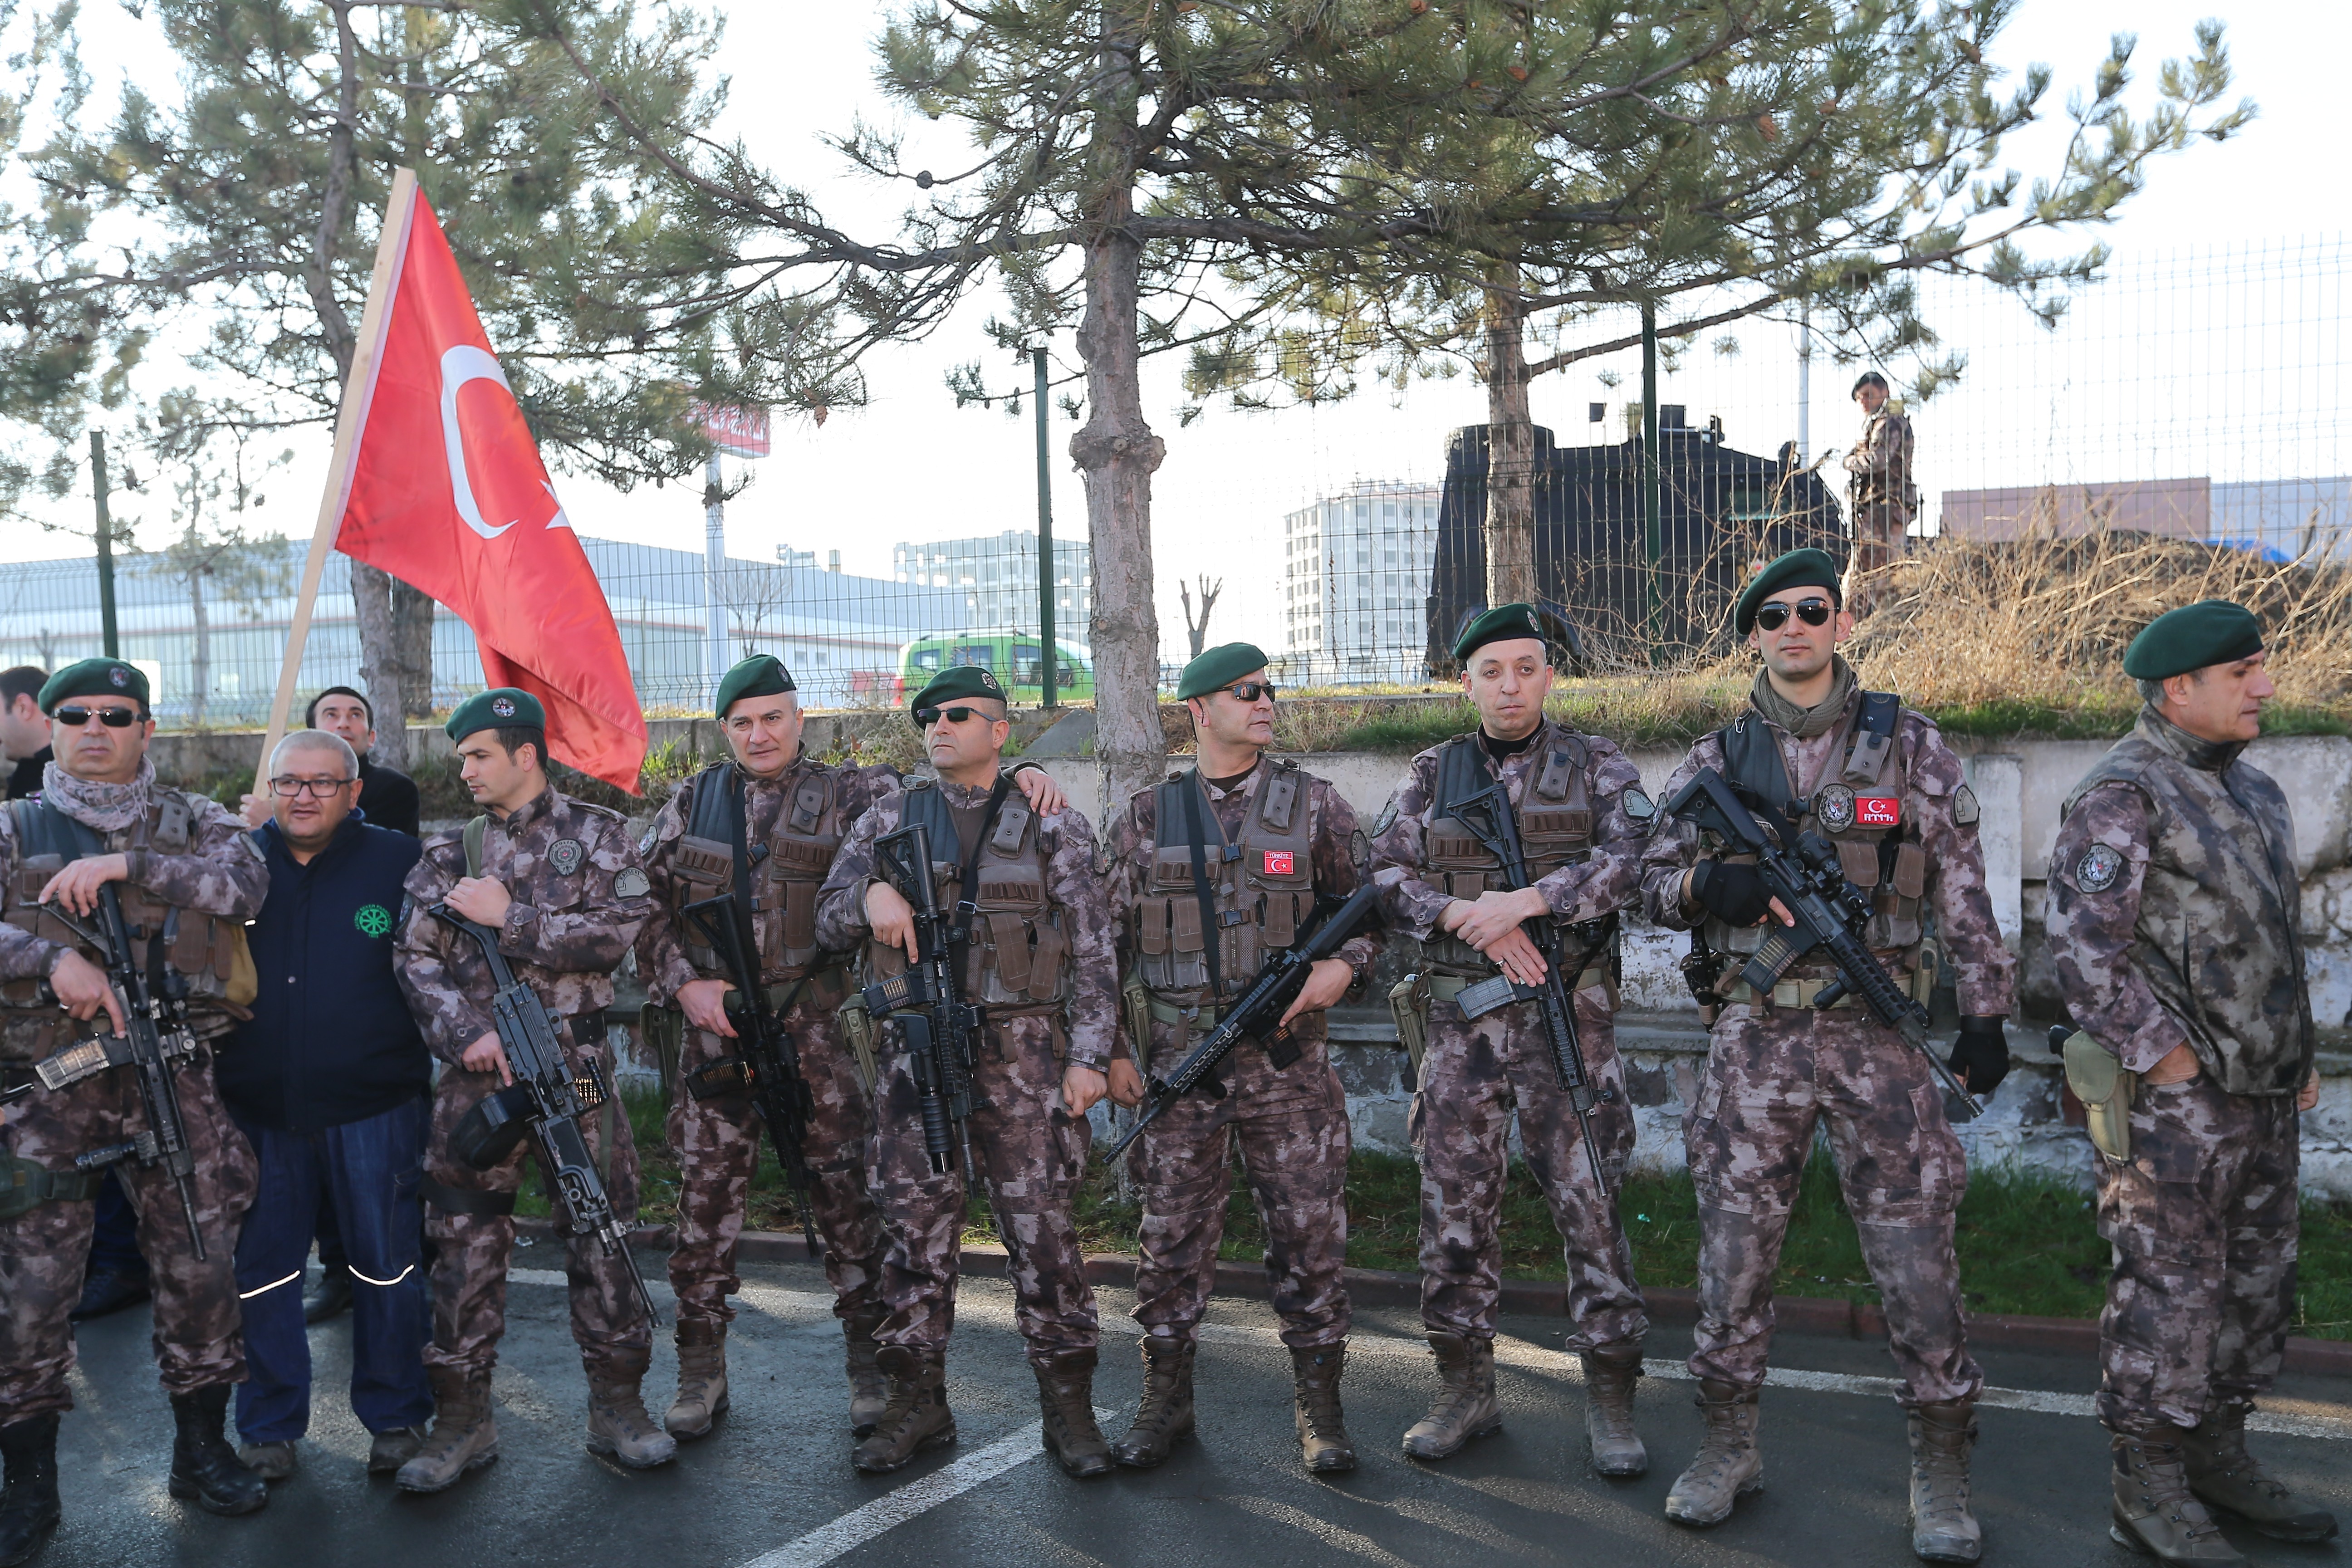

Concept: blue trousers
[[230, 1098, 433, 1441]]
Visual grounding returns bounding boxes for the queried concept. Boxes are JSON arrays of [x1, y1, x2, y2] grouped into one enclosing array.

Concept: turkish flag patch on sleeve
[[1263, 850, 1295, 875], [1856, 797, 1902, 827]]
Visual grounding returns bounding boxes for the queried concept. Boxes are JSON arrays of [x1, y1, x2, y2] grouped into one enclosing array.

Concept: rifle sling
[[947, 774, 1014, 990], [1181, 771, 1226, 1003]]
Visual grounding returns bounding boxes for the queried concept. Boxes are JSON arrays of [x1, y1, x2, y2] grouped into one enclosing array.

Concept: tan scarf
[[1749, 655, 1857, 741]]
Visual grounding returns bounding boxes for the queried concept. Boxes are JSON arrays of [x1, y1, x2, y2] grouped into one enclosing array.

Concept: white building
[[892, 530, 1091, 635], [1282, 481, 1441, 685]]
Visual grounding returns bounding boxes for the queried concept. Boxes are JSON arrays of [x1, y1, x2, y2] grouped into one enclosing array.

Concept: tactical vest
[[666, 760, 844, 982], [864, 778, 1068, 1012], [1418, 732, 1597, 977], [1700, 692, 1927, 962], [1132, 761, 1316, 1004], [2, 792, 256, 1060]]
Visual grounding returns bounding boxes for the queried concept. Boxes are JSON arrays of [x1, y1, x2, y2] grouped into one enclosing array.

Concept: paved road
[[44, 1250, 2352, 1568]]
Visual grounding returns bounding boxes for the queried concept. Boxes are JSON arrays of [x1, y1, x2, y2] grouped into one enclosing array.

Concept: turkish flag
[[333, 187, 647, 791]]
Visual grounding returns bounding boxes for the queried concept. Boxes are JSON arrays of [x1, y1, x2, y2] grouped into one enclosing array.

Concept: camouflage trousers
[[1128, 1013, 1349, 1351], [421, 1026, 650, 1377], [1684, 1004, 1980, 1404], [0, 1052, 257, 1419], [2097, 1076, 2299, 1435], [1841, 503, 1913, 617], [668, 999, 885, 1330], [867, 1012, 1097, 1365], [1409, 983, 1646, 1350]]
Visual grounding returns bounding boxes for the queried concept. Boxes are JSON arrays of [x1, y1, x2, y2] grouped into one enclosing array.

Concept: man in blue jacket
[[215, 729, 434, 1481]]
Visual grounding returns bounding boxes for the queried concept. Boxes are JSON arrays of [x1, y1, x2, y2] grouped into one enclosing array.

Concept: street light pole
[[1032, 346, 1057, 710], [1641, 305, 1662, 662], [91, 431, 119, 659]]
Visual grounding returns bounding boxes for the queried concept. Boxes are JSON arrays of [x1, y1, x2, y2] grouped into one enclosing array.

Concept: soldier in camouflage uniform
[[0, 660, 273, 1561], [1103, 642, 1379, 1475], [2045, 601, 2334, 1564], [1841, 372, 1916, 618], [635, 654, 1065, 1444], [391, 689, 666, 1492], [1640, 552, 2013, 1562], [814, 666, 1119, 1479], [1368, 604, 1654, 1475]]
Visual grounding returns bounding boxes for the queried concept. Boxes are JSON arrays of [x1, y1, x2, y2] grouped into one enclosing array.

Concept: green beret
[[445, 687, 545, 744], [38, 658, 148, 715], [1452, 603, 1550, 662], [909, 665, 1006, 725], [1177, 642, 1270, 700], [714, 653, 796, 719], [1734, 549, 1842, 636], [2124, 600, 2264, 681]]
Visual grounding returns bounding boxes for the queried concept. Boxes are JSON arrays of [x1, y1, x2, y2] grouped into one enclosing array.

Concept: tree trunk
[[391, 576, 434, 719], [348, 561, 410, 768], [188, 572, 210, 730], [1481, 272, 1538, 608]]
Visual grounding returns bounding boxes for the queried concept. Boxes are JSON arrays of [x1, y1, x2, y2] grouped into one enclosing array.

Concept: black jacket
[[217, 815, 431, 1131], [358, 755, 422, 838], [6, 746, 50, 801]]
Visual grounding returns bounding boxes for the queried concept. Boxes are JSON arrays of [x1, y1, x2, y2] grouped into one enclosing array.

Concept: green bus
[[894, 631, 1094, 705]]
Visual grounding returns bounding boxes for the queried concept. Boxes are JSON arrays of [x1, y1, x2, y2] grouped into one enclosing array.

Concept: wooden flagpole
[[254, 167, 420, 794]]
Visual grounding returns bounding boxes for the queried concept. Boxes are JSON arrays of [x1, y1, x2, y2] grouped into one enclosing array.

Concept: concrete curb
[[515, 1219, 2352, 1378]]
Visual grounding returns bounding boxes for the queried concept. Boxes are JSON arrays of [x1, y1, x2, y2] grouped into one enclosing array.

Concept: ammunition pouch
[[1388, 972, 1430, 1090], [448, 1083, 536, 1172], [0, 1151, 104, 1221], [420, 1175, 518, 1218], [2061, 1030, 2135, 1163], [682, 1056, 755, 1103]]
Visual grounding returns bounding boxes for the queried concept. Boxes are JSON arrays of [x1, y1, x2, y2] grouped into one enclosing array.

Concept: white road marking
[[737, 1421, 1050, 1568]]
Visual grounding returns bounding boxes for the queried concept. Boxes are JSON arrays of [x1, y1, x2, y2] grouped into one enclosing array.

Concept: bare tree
[[1179, 575, 1224, 660]]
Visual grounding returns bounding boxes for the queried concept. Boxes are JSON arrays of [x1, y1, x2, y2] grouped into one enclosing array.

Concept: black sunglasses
[[1754, 598, 1834, 632], [914, 705, 993, 728], [55, 705, 143, 729], [1220, 681, 1278, 703]]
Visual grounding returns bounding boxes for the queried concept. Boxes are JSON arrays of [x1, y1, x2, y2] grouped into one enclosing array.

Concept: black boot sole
[[167, 1475, 268, 1517]]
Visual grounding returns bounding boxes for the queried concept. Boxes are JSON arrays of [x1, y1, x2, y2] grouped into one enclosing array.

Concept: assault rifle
[[1106, 882, 1379, 1161], [681, 892, 823, 1256], [860, 821, 983, 1175], [432, 905, 662, 1323], [1663, 767, 1981, 1118], [1445, 781, 1618, 1189]]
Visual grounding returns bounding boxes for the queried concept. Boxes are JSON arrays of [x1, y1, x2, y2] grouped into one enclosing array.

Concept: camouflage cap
[[1177, 642, 1270, 700], [1734, 548, 1842, 636], [1452, 602, 1549, 663], [2124, 599, 2264, 681], [910, 665, 1005, 725], [38, 658, 148, 715], [446, 687, 545, 743], [715, 653, 796, 719]]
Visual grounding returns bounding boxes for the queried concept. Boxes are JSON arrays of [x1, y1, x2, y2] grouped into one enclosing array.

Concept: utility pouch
[[449, 1083, 535, 1172], [682, 1056, 755, 1103], [1121, 970, 1154, 1078], [837, 991, 878, 1095], [0, 1151, 104, 1220], [2060, 1029, 2135, 1163], [1679, 942, 1728, 1027], [1388, 972, 1431, 1090]]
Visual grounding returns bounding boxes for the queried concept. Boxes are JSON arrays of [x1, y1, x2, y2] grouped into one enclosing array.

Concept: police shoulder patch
[[1620, 785, 1656, 823], [2075, 842, 2124, 893], [548, 838, 585, 877], [1952, 784, 1980, 826], [1374, 795, 1400, 838], [613, 867, 651, 900]]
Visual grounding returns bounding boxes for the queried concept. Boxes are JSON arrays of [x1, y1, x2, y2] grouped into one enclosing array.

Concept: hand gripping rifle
[[431, 905, 661, 1323], [1444, 780, 1618, 1189], [1663, 768, 1981, 1118], [1105, 882, 1378, 1161], [859, 821, 983, 1176], [680, 892, 824, 1257], [3, 888, 209, 1256]]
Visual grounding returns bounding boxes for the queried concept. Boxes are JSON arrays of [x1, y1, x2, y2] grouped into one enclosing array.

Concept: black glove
[[1690, 861, 1773, 928], [1946, 1016, 2011, 1096]]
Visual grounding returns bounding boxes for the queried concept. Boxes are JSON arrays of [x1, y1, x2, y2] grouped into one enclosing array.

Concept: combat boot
[[1664, 1380, 1763, 1527], [1034, 1348, 1113, 1478], [586, 1347, 678, 1469], [665, 1320, 730, 1441], [166, 1387, 268, 1517], [1401, 1332, 1500, 1460], [397, 1366, 499, 1494], [2110, 1431, 2244, 1563], [0, 1414, 61, 1568], [1291, 1343, 1357, 1474], [1110, 1336, 1195, 1469], [1581, 1343, 1647, 1478], [844, 1308, 890, 1438], [852, 1346, 955, 1474], [1908, 1398, 1983, 1563], [2180, 1402, 2339, 1542]]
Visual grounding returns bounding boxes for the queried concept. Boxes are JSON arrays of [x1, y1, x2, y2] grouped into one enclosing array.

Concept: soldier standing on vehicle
[[1639, 551, 2013, 1562], [814, 666, 1119, 1479], [635, 655, 1065, 1444], [2044, 601, 2334, 1564], [391, 689, 665, 1491], [0, 659, 273, 1563], [1367, 605, 1655, 1475], [1103, 643, 1379, 1474], [1842, 372, 1917, 618]]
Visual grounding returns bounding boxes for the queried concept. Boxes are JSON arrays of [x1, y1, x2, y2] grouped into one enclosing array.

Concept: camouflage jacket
[[1843, 407, 1916, 511], [634, 752, 901, 1004], [814, 771, 1118, 1070], [395, 786, 655, 1065], [1639, 692, 2015, 1017], [2045, 708, 2314, 1097]]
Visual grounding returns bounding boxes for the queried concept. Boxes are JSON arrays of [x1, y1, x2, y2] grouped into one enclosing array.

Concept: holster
[[1388, 971, 1431, 1091], [0, 1151, 104, 1220], [448, 1083, 536, 1172], [1120, 969, 1154, 1078], [638, 1000, 685, 1106], [2060, 1030, 2135, 1162]]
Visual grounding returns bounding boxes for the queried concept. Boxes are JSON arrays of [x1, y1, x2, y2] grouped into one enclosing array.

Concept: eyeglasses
[[915, 705, 994, 728], [1754, 598, 1834, 632], [54, 705, 143, 729], [1222, 681, 1279, 703], [268, 776, 356, 798]]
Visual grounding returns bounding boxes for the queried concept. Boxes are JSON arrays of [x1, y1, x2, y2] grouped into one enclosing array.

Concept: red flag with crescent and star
[[332, 186, 647, 791]]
